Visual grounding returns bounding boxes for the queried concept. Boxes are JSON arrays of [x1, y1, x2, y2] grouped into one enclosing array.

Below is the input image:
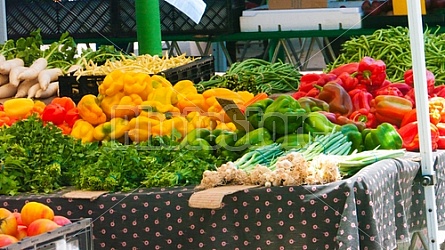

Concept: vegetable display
[[3, 26, 445, 195]]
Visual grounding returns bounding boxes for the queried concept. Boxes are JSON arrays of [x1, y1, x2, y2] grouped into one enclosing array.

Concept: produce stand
[[1, 1, 445, 249], [0, 151, 444, 249]]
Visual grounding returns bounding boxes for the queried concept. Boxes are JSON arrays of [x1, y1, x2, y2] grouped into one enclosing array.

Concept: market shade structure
[[406, 0, 439, 249]]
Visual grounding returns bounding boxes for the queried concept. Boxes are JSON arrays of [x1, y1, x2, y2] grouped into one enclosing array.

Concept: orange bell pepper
[[77, 94, 107, 126], [373, 95, 413, 127]]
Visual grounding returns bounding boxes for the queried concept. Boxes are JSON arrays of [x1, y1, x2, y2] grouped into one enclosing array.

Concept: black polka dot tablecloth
[[2, 151, 445, 250]]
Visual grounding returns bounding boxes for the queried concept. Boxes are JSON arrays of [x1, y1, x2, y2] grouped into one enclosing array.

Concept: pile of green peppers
[[180, 95, 404, 160]]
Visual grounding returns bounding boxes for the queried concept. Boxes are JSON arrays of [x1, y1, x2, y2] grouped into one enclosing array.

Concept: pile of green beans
[[197, 58, 301, 95], [326, 26, 445, 85]]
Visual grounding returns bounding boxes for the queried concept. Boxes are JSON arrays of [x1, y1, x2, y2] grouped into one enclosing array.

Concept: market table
[[1, 151, 445, 249]]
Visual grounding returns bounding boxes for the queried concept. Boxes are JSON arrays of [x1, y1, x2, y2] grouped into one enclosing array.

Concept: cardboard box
[[392, 0, 426, 15], [268, 0, 327, 9]]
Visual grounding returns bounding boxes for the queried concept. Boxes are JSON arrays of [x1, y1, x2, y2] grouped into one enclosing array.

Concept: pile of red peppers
[[292, 56, 445, 152]]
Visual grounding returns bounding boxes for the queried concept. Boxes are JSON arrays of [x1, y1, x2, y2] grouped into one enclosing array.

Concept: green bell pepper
[[234, 127, 274, 149], [297, 97, 330, 113], [276, 133, 311, 150], [340, 123, 363, 153], [363, 122, 403, 150], [205, 129, 223, 146], [245, 98, 274, 129], [262, 95, 306, 136], [303, 111, 340, 135], [215, 130, 245, 160], [179, 128, 211, 148]]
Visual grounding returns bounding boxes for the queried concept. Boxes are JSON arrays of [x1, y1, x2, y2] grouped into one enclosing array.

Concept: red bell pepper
[[375, 85, 404, 97], [389, 82, 413, 96], [400, 108, 417, 127], [298, 73, 338, 93], [357, 56, 387, 87], [368, 79, 391, 97], [397, 121, 439, 151], [404, 88, 416, 107], [403, 68, 435, 95], [349, 108, 377, 129], [50, 97, 76, 112], [328, 62, 359, 76], [291, 91, 307, 100], [65, 107, 80, 128], [337, 71, 358, 92], [349, 88, 373, 111], [305, 87, 320, 98], [434, 85, 445, 98], [373, 95, 413, 128], [41, 103, 66, 126]]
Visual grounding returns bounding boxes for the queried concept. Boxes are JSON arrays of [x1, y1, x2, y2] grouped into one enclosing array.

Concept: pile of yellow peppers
[[72, 70, 255, 143]]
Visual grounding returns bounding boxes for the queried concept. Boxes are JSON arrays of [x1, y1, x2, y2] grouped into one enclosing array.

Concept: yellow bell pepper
[[100, 92, 143, 119], [186, 111, 215, 130], [93, 117, 130, 141], [151, 116, 188, 137], [128, 128, 151, 143], [147, 85, 177, 106], [128, 115, 161, 131], [237, 91, 255, 103], [137, 110, 167, 122], [176, 93, 209, 114], [71, 119, 95, 143], [99, 70, 125, 96], [202, 88, 243, 102], [140, 100, 180, 114], [151, 75, 172, 89], [173, 80, 197, 100], [76, 95, 107, 126], [216, 121, 237, 131], [122, 72, 153, 100], [3, 98, 35, 119]]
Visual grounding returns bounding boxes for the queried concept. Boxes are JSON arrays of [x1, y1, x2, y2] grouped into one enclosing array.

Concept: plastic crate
[[58, 56, 215, 102], [58, 75, 104, 104], [0, 218, 93, 250], [157, 56, 215, 84]]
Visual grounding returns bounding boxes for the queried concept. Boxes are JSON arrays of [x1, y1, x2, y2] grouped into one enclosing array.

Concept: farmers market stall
[[0, 150, 444, 249]]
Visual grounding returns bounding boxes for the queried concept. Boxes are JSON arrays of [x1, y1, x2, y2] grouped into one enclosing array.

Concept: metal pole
[[406, 0, 439, 249], [0, 0, 7, 43], [135, 0, 162, 56]]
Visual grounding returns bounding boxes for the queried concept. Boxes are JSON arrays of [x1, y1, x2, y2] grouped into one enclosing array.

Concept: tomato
[[27, 219, 60, 237], [53, 215, 72, 226], [0, 208, 18, 236], [0, 234, 18, 247], [20, 202, 54, 227]]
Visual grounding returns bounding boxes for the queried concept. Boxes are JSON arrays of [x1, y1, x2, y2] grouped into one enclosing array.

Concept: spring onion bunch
[[335, 149, 406, 176]]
